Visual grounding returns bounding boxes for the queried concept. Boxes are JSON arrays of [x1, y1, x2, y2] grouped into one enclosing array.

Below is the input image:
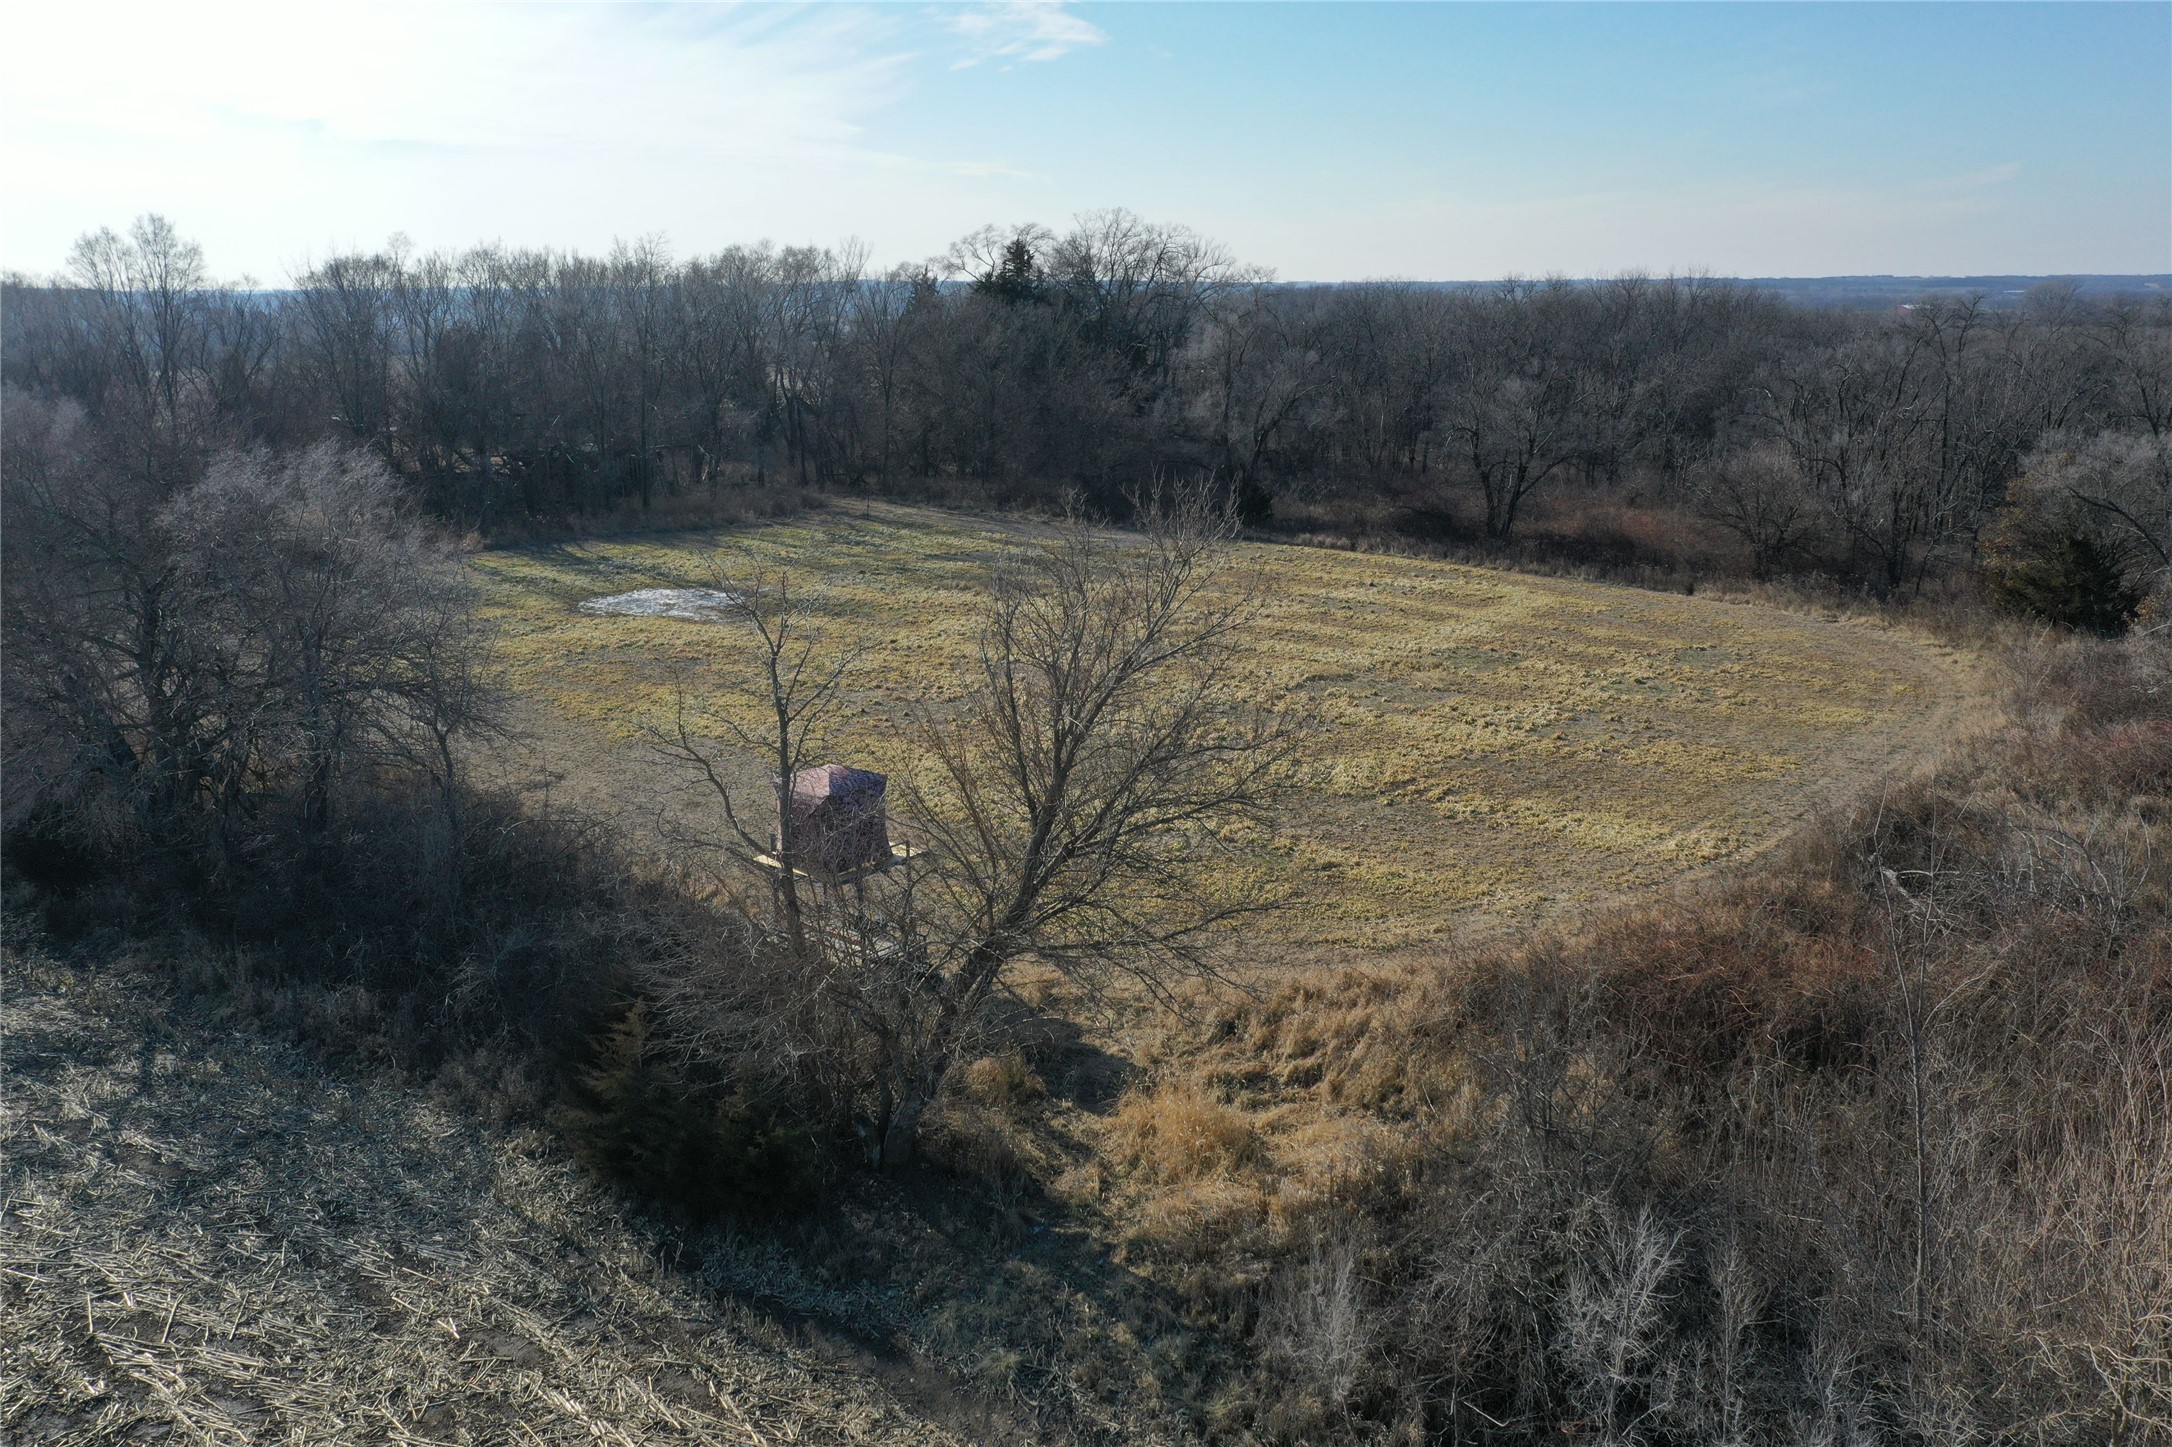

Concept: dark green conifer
[[974, 237, 1045, 306]]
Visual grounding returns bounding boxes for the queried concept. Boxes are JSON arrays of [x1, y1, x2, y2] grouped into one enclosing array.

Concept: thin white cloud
[[944, 1, 1107, 69], [0, 1, 1038, 276], [2, 3, 915, 166]]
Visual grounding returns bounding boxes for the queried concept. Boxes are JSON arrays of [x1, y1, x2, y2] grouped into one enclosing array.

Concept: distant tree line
[[6, 211, 2169, 607]]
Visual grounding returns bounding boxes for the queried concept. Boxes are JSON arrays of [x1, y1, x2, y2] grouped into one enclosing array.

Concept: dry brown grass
[[1083, 633, 2172, 1441], [0, 943, 967, 1446], [470, 502, 1983, 958], [1104, 1086, 1261, 1186], [959, 1051, 1047, 1110]]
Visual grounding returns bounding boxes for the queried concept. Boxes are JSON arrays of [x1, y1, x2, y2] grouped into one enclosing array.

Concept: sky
[[3, 2, 2166, 283]]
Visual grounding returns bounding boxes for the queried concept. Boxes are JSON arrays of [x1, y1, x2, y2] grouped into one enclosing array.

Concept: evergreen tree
[[974, 237, 1045, 306], [1982, 510, 2144, 635], [558, 1003, 820, 1216]]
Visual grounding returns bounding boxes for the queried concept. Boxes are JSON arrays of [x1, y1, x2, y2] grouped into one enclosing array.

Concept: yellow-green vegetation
[[473, 503, 1967, 956]]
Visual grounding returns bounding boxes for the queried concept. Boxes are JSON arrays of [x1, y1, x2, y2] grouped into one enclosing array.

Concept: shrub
[[0, 802, 101, 891], [1258, 1224, 1374, 1415], [1981, 507, 2144, 634]]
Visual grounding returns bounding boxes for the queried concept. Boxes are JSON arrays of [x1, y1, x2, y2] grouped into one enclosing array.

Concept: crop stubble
[[0, 951, 966, 1445]]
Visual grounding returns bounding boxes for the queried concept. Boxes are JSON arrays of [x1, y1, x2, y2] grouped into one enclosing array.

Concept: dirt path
[[1486, 600, 1988, 957], [1620, 597, 1985, 862]]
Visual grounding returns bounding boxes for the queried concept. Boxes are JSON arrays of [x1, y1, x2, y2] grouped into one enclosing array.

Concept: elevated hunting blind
[[777, 764, 892, 881]]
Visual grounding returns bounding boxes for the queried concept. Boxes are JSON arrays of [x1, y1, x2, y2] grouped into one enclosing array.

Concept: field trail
[[0, 952, 976, 1446], [474, 503, 1985, 962]]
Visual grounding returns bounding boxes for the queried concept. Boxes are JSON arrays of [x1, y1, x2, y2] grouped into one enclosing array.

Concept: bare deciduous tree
[[67, 215, 213, 476], [1691, 444, 1815, 580], [869, 497, 1304, 1161], [647, 567, 860, 960], [2025, 429, 2172, 573], [4, 419, 496, 871], [645, 501, 1303, 1165], [20, 211, 2163, 604], [1438, 281, 1598, 540], [161, 443, 497, 848]]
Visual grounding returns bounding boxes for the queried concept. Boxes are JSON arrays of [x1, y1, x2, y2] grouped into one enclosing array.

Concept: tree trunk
[[879, 1081, 936, 1167]]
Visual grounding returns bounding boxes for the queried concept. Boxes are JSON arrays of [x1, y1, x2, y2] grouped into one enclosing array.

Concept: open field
[[473, 504, 1976, 957]]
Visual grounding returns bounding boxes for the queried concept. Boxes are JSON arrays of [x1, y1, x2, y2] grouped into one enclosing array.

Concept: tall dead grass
[[1100, 632, 2171, 1443]]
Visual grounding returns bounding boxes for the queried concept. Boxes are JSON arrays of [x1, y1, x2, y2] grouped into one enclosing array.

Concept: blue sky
[[3, 2, 2165, 282]]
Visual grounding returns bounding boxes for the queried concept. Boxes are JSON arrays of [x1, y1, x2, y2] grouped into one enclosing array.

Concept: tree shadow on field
[[642, 1017, 1228, 1446], [665, 1181, 1208, 1445], [990, 996, 1141, 1111], [515, 541, 714, 604]]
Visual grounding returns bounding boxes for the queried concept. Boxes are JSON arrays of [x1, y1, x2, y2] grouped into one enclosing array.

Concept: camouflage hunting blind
[[777, 764, 891, 881]]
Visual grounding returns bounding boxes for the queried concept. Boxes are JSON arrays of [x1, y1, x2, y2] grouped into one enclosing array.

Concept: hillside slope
[[0, 948, 971, 1447]]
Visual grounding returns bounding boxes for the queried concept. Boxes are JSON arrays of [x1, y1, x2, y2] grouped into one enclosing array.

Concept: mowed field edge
[[471, 503, 1979, 957]]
